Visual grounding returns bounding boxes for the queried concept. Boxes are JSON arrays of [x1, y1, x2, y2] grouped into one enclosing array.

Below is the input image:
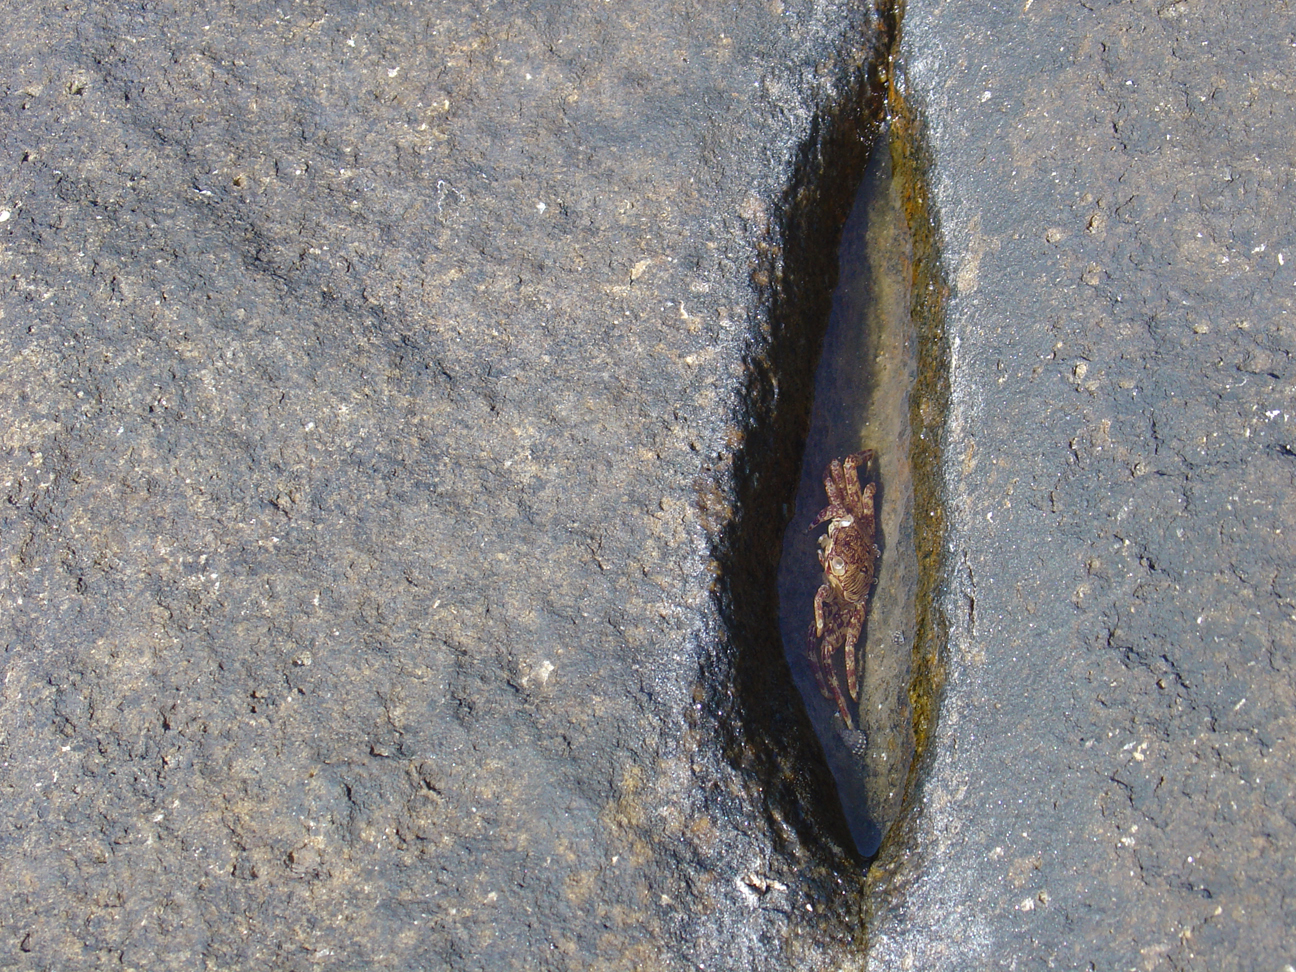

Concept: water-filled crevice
[[712, 0, 949, 920], [713, 13, 894, 890], [776, 130, 917, 859]]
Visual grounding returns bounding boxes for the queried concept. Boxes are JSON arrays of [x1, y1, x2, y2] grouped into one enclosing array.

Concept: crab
[[805, 450, 877, 729]]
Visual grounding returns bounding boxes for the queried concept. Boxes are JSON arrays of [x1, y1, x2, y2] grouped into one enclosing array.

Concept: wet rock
[[870, 1, 1296, 967], [0, 0, 892, 969]]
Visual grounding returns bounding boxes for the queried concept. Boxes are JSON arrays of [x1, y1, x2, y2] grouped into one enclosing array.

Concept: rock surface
[[0, 0, 888, 969], [870, 2, 1296, 968], [3, 0, 1294, 968]]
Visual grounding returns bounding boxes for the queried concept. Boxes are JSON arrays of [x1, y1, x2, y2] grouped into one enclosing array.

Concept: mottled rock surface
[[0, 1, 889, 968], [5, 0, 1294, 968], [869, 2, 1296, 969]]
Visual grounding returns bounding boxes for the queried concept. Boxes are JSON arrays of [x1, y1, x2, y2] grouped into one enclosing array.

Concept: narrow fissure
[[715, 3, 948, 953], [715, 0, 949, 942], [776, 131, 917, 858]]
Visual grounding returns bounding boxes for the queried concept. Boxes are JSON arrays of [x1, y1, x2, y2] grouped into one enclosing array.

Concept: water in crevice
[[777, 129, 916, 858]]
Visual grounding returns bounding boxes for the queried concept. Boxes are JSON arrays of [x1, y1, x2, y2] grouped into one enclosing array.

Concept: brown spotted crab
[[806, 450, 877, 729]]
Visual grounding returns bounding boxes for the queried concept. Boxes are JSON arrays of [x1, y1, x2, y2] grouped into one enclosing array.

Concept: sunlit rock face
[[0, 0, 897, 968], [867, 2, 1296, 970]]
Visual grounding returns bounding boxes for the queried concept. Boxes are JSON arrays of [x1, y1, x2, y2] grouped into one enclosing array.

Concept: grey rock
[[0, 0, 889, 969], [5, 0, 1292, 967], [870, 1, 1296, 968]]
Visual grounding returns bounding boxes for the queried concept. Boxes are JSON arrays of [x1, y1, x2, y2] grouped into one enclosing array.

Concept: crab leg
[[840, 451, 873, 512], [843, 608, 863, 701], [809, 460, 847, 529], [820, 632, 854, 729], [825, 458, 846, 507], [808, 600, 855, 728], [809, 496, 847, 530], [812, 582, 829, 638], [806, 621, 832, 702]]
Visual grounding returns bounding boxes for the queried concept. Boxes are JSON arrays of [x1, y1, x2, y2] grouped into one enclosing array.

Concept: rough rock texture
[[869, 1, 1296, 968], [7, 0, 1293, 967], [0, 1, 890, 969]]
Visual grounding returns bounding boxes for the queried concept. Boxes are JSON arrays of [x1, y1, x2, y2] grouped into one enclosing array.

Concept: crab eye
[[837, 515, 854, 528], [831, 555, 846, 574]]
